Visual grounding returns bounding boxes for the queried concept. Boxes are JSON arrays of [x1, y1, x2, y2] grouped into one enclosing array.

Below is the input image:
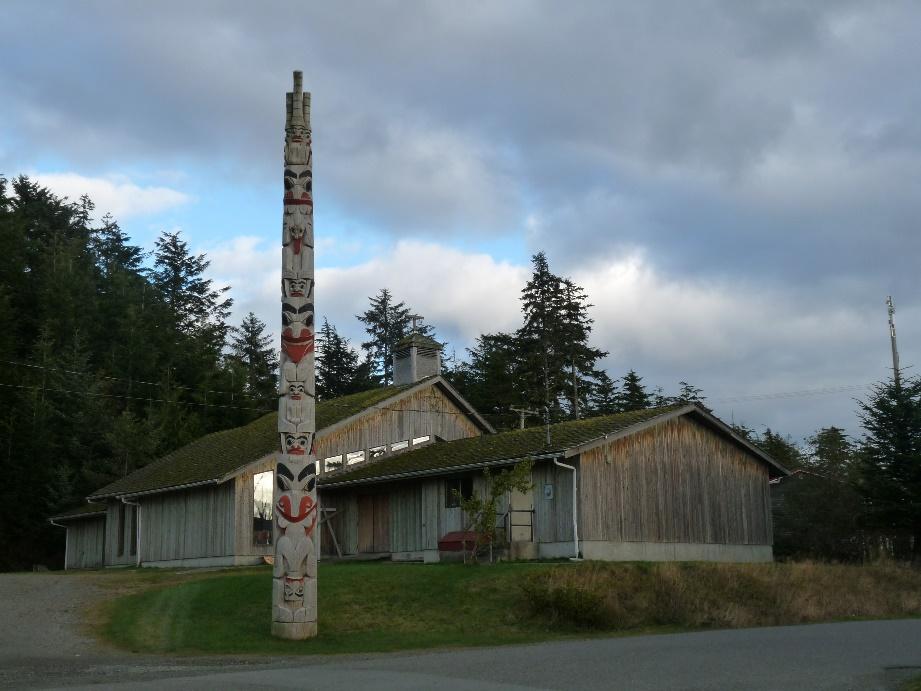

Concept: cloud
[[205, 233, 916, 439], [30, 172, 190, 220]]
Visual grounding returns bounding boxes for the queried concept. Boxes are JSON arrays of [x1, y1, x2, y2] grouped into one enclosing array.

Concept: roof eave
[[320, 451, 562, 488]]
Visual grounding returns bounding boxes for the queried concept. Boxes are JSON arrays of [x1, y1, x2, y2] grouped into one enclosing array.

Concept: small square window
[[369, 445, 386, 459], [445, 477, 474, 508]]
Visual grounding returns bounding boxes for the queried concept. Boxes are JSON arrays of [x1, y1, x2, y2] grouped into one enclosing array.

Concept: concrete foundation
[[140, 555, 265, 568]]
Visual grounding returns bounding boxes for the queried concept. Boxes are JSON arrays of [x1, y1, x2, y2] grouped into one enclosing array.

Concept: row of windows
[[323, 435, 431, 471]]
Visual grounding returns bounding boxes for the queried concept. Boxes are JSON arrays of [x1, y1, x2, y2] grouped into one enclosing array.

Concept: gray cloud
[[3, 0, 920, 438]]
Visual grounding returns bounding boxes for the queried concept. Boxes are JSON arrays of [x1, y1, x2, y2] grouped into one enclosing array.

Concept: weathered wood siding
[[316, 386, 482, 465], [104, 501, 137, 566], [320, 473, 509, 555], [65, 517, 105, 569], [139, 483, 235, 562], [580, 416, 772, 545]]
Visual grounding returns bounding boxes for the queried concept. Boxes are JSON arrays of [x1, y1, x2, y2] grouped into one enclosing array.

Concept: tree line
[[0, 176, 278, 570]]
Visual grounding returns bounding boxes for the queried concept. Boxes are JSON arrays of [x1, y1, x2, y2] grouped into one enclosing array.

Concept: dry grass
[[521, 561, 921, 630]]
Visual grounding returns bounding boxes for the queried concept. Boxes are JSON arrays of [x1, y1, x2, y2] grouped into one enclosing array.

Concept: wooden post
[[273, 71, 318, 639]]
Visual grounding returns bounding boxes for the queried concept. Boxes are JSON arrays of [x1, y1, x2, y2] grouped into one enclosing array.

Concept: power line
[[0, 381, 274, 414]]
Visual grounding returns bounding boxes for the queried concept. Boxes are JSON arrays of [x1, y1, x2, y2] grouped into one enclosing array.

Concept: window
[[412, 435, 431, 446], [253, 471, 274, 546], [390, 440, 409, 452], [369, 445, 386, 459], [445, 477, 474, 508], [346, 450, 365, 466], [324, 455, 343, 471]]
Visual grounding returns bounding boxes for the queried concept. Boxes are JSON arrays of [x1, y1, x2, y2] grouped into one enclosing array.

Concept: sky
[[2, 0, 920, 444]]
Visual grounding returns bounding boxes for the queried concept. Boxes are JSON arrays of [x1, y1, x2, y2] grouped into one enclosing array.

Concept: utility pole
[[510, 406, 540, 430], [887, 296, 901, 387]]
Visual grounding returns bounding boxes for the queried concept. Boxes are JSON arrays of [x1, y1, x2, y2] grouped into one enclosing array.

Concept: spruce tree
[[855, 375, 921, 559], [618, 369, 652, 411], [357, 289, 432, 385], [317, 318, 375, 399], [228, 312, 277, 404]]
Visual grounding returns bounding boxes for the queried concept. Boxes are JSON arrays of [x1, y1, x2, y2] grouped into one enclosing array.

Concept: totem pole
[[273, 71, 318, 639]]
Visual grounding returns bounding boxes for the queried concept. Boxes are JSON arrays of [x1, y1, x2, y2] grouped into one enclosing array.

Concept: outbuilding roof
[[49, 502, 108, 522], [320, 403, 788, 488], [89, 377, 490, 500]]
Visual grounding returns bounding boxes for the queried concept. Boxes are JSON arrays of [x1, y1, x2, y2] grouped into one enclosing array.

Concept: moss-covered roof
[[49, 502, 108, 522], [89, 382, 421, 499], [321, 406, 683, 487]]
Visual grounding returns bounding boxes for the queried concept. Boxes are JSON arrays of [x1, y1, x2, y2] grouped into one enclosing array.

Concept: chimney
[[393, 333, 442, 385]]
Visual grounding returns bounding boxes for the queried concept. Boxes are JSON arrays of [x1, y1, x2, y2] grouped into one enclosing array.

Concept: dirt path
[[0, 571, 282, 689]]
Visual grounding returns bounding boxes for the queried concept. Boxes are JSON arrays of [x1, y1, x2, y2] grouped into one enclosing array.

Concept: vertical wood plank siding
[[321, 473, 508, 554], [104, 502, 136, 565], [65, 517, 105, 569], [315, 386, 481, 462], [139, 483, 236, 562], [580, 417, 772, 545]]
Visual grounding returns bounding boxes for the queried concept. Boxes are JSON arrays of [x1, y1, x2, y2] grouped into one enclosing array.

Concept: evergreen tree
[[587, 371, 620, 415], [451, 332, 523, 430], [672, 381, 706, 406], [228, 312, 277, 404], [151, 230, 232, 338], [855, 375, 921, 560], [805, 426, 855, 479], [316, 318, 374, 400], [756, 428, 803, 470], [559, 278, 608, 418], [517, 253, 566, 418], [619, 369, 652, 411], [357, 289, 431, 385]]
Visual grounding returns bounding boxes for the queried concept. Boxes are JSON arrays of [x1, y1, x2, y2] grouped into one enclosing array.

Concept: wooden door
[[357, 495, 374, 553], [357, 494, 391, 553], [373, 495, 390, 553]]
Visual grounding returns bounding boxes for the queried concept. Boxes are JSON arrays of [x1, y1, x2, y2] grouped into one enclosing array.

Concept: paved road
[[7, 619, 919, 690]]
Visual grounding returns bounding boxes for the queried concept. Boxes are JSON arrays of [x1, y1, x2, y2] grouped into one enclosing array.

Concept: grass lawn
[[103, 561, 579, 655], [101, 560, 921, 656]]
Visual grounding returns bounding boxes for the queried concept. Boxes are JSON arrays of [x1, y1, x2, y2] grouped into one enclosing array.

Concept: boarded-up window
[[253, 471, 273, 545]]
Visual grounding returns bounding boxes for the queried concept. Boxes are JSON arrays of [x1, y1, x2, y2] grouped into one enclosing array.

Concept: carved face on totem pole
[[282, 431, 313, 456], [281, 297, 314, 363], [275, 459, 318, 534], [283, 277, 312, 299]]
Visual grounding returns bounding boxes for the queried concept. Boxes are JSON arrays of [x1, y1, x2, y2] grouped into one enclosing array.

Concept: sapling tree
[[456, 459, 534, 564]]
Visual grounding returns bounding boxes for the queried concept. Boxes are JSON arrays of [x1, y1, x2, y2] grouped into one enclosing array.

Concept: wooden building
[[320, 404, 787, 562], [50, 375, 492, 568], [52, 360, 787, 567]]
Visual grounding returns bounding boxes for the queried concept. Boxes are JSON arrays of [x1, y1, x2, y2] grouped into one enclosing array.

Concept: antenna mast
[[887, 296, 901, 387]]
